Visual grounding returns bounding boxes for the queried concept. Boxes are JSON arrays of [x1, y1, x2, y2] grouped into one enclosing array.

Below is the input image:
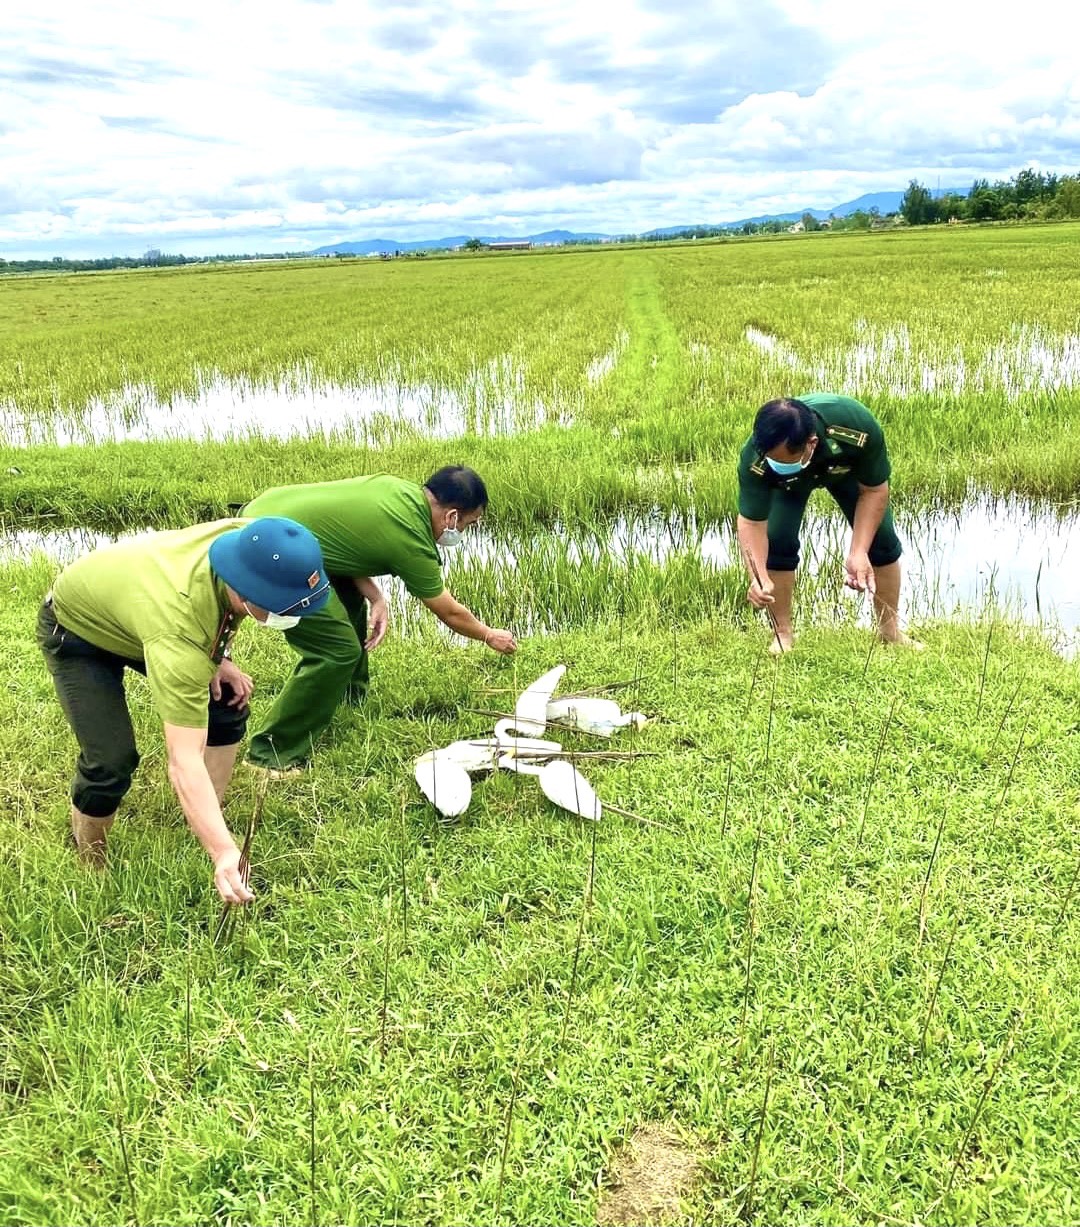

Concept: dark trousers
[[37, 599, 248, 818], [246, 576, 368, 770], [765, 475, 903, 572]]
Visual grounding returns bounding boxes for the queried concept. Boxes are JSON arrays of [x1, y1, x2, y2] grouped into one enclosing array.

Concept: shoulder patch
[[749, 459, 766, 476], [826, 424, 868, 448]]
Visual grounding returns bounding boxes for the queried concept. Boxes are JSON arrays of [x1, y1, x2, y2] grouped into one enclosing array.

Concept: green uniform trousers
[[765, 473, 903, 572], [246, 577, 369, 769]]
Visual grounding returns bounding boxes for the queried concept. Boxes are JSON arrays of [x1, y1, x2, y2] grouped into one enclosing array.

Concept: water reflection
[[745, 322, 1080, 399], [0, 362, 569, 447], [586, 330, 629, 383], [5, 495, 1079, 649]]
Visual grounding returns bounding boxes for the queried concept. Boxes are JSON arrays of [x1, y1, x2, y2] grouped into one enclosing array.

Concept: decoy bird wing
[[414, 757, 473, 816], [513, 664, 567, 735], [537, 760, 602, 821]]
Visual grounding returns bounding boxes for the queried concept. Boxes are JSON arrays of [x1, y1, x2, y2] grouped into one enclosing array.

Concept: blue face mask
[[766, 456, 807, 476], [765, 440, 816, 476]]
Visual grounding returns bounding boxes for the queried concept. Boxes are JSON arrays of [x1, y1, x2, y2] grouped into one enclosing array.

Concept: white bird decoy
[[545, 697, 648, 738], [497, 752, 602, 821], [512, 664, 567, 735], [413, 666, 628, 821]]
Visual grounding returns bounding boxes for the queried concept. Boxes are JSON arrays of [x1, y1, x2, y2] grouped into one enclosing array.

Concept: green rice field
[[2, 224, 1079, 1225]]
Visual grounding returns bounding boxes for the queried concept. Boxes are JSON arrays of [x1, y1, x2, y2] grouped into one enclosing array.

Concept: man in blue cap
[[37, 516, 330, 904]]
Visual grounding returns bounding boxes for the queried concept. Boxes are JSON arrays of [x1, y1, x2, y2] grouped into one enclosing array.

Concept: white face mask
[[244, 602, 301, 631], [437, 512, 463, 548]]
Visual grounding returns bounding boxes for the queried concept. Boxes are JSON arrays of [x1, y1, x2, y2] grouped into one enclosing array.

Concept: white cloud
[[1, 0, 1078, 256]]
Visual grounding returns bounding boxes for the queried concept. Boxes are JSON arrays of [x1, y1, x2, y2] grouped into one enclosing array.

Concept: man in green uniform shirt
[[38, 517, 330, 902], [736, 394, 920, 653], [242, 465, 517, 773]]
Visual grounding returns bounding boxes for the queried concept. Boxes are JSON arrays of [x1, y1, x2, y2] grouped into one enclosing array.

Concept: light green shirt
[[245, 476, 444, 599], [51, 520, 245, 728]]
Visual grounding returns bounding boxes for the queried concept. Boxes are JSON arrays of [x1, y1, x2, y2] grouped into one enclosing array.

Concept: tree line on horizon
[[3, 167, 1079, 273], [899, 167, 1080, 226]]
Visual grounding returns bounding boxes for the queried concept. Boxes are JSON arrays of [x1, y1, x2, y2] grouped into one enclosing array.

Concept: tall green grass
[[2, 553, 1079, 1224]]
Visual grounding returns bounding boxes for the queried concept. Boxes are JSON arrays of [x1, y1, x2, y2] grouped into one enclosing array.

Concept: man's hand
[[747, 577, 775, 609], [364, 596, 389, 651], [844, 551, 876, 594], [484, 628, 518, 654], [211, 659, 253, 707], [213, 845, 255, 905]]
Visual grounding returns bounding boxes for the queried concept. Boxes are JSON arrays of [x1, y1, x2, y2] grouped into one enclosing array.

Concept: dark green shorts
[[764, 476, 903, 572]]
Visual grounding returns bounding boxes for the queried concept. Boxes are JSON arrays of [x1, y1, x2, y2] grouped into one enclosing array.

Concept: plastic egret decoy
[[413, 664, 641, 820]]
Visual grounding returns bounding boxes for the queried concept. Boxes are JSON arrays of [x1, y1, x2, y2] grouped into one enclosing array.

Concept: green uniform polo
[[50, 520, 244, 728], [737, 394, 891, 519], [242, 476, 445, 770], [244, 476, 444, 597]]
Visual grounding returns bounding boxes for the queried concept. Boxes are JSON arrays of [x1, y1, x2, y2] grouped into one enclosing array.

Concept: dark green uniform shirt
[[737, 393, 891, 520], [245, 476, 445, 599]]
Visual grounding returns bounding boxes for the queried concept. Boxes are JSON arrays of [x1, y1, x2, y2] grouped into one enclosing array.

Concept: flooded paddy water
[[2, 313, 1078, 647], [5, 494, 1078, 651], [744, 321, 1080, 398], [0, 359, 570, 447]]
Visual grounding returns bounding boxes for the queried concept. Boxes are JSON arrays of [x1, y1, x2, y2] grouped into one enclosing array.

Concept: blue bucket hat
[[209, 517, 331, 615]]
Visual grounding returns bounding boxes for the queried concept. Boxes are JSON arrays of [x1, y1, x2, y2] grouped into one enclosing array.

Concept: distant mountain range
[[311, 228, 610, 255], [310, 189, 968, 255]]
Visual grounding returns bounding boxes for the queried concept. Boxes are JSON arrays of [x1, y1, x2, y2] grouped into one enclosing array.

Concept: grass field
[[2, 226, 1079, 1225]]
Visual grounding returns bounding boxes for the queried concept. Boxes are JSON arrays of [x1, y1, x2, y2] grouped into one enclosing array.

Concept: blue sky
[[2, 0, 1079, 258]]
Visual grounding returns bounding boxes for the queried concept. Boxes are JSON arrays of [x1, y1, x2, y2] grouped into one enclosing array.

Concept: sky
[[3, 0, 1079, 258]]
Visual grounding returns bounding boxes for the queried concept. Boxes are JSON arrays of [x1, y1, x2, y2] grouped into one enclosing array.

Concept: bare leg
[[766, 569, 797, 653], [873, 561, 922, 647], [204, 743, 241, 806], [71, 806, 115, 869]]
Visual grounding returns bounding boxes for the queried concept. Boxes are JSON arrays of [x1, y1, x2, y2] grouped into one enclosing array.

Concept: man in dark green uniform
[[242, 465, 517, 773], [38, 517, 330, 901], [736, 394, 920, 653]]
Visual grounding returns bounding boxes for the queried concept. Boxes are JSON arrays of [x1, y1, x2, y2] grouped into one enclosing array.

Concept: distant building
[[487, 240, 532, 251]]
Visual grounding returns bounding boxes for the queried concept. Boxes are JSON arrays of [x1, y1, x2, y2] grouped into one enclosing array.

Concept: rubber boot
[[70, 806, 115, 869]]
